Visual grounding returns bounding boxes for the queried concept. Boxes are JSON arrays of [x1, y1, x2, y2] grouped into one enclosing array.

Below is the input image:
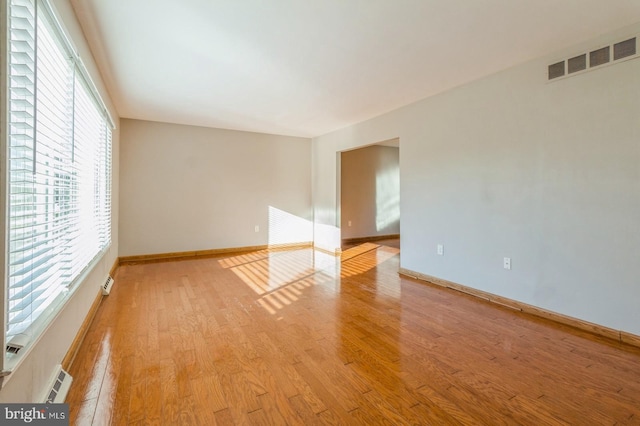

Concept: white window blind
[[7, 0, 112, 341]]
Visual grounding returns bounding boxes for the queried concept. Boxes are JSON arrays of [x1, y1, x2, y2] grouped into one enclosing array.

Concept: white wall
[[119, 119, 312, 256], [341, 145, 400, 239], [312, 23, 640, 335], [0, 0, 120, 402]]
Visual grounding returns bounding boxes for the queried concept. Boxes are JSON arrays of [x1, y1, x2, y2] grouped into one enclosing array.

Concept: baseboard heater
[[44, 365, 73, 403], [102, 276, 114, 295]]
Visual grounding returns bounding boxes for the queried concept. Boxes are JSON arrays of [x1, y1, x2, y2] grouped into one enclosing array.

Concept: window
[[5, 0, 112, 352]]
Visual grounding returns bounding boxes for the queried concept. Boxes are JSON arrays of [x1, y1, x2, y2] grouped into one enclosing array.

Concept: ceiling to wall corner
[[70, 0, 640, 138]]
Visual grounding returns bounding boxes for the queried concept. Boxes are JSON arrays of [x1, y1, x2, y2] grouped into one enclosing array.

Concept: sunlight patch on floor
[[217, 242, 399, 315]]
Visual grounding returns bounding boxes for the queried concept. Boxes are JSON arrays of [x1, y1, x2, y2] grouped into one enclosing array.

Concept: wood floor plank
[[159, 357, 180, 425], [213, 408, 235, 425], [65, 240, 640, 425], [415, 383, 482, 425], [127, 338, 147, 423], [143, 364, 162, 425], [110, 354, 133, 425], [287, 394, 326, 426], [254, 393, 298, 426], [216, 371, 260, 425], [70, 397, 97, 426], [279, 362, 328, 415], [291, 361, 354, 423]]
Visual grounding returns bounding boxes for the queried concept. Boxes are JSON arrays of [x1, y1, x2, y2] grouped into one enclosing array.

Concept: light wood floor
[[67, 240, 640, 425]]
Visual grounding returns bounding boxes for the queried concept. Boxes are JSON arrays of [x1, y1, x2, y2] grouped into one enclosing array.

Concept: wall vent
[[548, 36, 637, 80], [6, 332, 30, 355], [102, 276, 114, 295], [567, 54, 586, 73], [44, 366, 73, 403], [614, 37, 636, 60], [548, 61, 565, 79], [590, 46, 610, 67]]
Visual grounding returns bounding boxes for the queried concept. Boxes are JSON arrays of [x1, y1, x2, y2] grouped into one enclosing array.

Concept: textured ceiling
[[70, 0, 640, 137]]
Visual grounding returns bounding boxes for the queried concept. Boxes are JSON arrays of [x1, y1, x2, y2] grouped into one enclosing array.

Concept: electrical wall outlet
[[348, 220, 352, 227], [437, 244, 444, 255], [255, 225, 259, 233], [503, 257, 511, 270]]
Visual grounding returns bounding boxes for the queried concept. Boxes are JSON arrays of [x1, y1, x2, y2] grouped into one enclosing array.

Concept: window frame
[[1, 0, 10, 379], [1, 0, 114, 378]]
